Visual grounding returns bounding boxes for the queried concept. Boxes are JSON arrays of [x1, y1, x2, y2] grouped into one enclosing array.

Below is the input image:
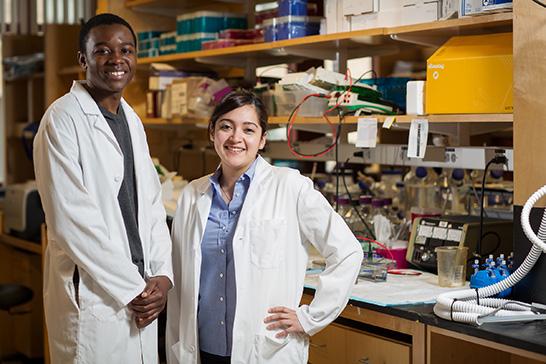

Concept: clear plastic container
[[274, 88, 329, 116], [137, 30, 162, 42], [435, 246, 468, 287]]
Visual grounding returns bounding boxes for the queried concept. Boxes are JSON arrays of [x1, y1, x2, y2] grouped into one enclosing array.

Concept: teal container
[[223, 13, 247, 29], [160, 31, 177, 46], [191, 11, 224, 33], [176, 14, 193, 35], [137, 30, 162, 42], [160, 44, 177, 55]]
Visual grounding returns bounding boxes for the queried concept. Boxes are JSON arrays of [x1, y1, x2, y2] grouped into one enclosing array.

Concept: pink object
[[376, 247, 408, 269]]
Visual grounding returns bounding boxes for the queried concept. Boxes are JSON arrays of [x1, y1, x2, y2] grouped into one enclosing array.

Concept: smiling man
[[33, 13, 173, 363]]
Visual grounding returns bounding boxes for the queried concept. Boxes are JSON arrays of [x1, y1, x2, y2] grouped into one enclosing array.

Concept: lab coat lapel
[[194, 180, 213, 251], [236, 156, 270, 226], [70, 81, 123, 155]]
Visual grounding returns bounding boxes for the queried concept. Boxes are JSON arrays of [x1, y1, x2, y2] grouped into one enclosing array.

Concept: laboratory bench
[[302, 288, 546, 364]]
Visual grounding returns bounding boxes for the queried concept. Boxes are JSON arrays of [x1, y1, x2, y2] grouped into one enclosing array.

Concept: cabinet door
[[345, 328, 411, 364], [309, 324, 347, 364]]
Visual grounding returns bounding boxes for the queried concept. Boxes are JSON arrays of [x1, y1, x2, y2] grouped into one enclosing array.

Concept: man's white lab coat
[[34, 81, 173, 363]]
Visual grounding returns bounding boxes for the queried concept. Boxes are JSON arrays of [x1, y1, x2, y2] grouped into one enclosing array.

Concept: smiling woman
[[167, 90, 363, 364]]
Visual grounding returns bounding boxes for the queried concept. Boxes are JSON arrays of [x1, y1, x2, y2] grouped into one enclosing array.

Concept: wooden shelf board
[[142, 114, 513, 126], [387, 12, 513, 36], [0, 234, 41, 255], [138, 13, 513, 66], [126, 0, 244, 15]]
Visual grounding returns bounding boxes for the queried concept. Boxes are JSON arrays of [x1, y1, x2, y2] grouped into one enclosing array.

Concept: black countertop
[[303, 288, 546, 356]]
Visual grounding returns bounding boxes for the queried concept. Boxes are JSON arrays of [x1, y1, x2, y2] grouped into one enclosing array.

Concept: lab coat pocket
[[249, 219, 287, 269], [252, 334, 306, 363]]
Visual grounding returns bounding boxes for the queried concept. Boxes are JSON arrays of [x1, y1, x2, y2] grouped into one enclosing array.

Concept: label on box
[[170, 82, 187, 116], [383, 116, 396, 129], [407, 118, 429, 158], [356, 118, 378, 148]]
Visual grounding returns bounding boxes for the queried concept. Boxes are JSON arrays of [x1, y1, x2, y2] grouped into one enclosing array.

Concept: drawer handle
[[310, 342, 327, 349]]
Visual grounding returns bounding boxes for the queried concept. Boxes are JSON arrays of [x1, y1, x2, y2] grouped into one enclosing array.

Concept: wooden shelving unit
[[137, 13, 512, 67], [142, 113, 513, 126]]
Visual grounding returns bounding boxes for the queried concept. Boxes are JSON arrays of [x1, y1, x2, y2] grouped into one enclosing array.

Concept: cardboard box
[[425, 32, 513, 114]]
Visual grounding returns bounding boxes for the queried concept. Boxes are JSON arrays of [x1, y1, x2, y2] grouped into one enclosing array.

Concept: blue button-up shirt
[[198, 159, 258, 356]]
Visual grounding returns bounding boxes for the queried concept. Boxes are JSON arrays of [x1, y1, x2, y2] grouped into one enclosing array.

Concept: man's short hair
[[79, 13, 137, 53]]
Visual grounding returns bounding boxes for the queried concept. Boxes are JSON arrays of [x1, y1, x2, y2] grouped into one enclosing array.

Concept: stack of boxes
[[263, 0, 323, 42], [175, 11, 247, 53], [325, 0, 512, 34], [137, 31, 162, 58]]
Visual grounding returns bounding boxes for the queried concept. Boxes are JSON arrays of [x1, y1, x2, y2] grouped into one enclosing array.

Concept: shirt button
[[219, 273, 224, 278], [220, 321, 225, 325], [189, 345, 195, 353], [114, 176, 121, 182], [220, 248, 225, 254], [235, 193, 240, 197], [220, 296, 224, 302]]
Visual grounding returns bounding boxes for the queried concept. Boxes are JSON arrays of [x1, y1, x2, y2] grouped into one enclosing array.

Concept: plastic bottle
[[351, 195, 373, 236], [433, 167, 449, 209], [472, 259, 480, 275], [404, 167, 436, 210], [370, 198, 393, 242], [448, 169, 470, 215], [496, 253, 505, 267]]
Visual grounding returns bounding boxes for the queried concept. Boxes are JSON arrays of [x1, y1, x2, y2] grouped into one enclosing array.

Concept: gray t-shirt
[[99, 104, 145, 278]]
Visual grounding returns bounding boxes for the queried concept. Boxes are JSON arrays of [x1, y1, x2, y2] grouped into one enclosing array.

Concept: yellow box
[[425, 32, 513, 114]]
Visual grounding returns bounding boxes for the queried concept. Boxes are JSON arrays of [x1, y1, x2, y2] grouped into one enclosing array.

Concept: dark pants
[[200, 351, 231, 364]]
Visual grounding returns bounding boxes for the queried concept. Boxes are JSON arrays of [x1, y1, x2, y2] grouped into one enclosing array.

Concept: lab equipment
[[434, 185, 546, 325], [3, 181, 45, 242], [407, 215, 513, 277]]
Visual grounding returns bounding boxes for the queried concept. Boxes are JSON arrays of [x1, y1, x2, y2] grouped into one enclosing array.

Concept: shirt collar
[[209, 156, 259, 187]]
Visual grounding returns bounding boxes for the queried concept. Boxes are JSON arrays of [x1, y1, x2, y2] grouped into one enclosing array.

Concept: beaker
[[435, 246, 468, 287]]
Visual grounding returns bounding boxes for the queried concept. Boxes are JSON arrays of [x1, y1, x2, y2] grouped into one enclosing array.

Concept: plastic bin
[[139, 38, 160, 51], [137, 30, 162, 42], [219, 28, 263, 40], [223, 13, 247, 30], [137, 48, 159, 58], [160, 31, 177, 46], [359, 77, 413, 112], [160, 44, 177, 55], [279, 0, 308, 16], [176, 33, 218, 53], [202, 39, 255, 50], [264, 16, 322, 42], [274, 88, 329, 117]]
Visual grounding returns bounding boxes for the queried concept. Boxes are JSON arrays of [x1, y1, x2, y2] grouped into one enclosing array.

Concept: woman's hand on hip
[[264, 306, 306, 338]]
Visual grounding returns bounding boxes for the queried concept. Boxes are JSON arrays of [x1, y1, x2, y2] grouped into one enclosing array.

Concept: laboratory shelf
[[137, 13, 512, 67], [262, 143, 513, 171], [142, 114, 513, 126]]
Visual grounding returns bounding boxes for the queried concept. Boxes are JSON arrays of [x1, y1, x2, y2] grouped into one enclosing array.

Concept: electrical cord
[[286, 68, 375, 159], [476, 155, 508, 259], [339, 158, 377, 240]]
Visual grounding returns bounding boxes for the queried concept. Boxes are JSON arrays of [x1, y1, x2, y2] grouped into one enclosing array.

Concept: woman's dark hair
[[79, 13, 137, 53], [209, 89, 268, 136]]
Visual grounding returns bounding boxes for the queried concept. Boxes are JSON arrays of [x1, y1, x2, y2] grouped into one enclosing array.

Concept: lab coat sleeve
[[294, 177, 363, 336], [144, 152, 173, 284], [34, 106, 146, 306]]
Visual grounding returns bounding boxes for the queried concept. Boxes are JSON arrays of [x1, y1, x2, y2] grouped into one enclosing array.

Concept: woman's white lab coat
[[166, 156, 363, 364], [33, 81, 173, 364]]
